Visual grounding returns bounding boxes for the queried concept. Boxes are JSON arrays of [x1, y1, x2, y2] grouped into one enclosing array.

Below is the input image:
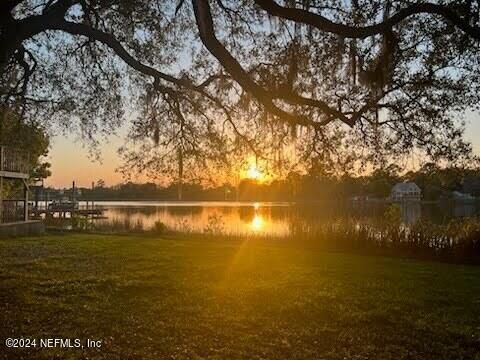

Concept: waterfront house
[[390, 182, 422, 201]]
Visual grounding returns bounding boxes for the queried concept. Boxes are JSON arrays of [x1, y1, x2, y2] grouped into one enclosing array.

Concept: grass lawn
[[1, 233, 480, 359]]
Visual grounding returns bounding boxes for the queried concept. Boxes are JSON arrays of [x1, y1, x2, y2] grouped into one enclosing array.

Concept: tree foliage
[[0, 106, 51, 179]]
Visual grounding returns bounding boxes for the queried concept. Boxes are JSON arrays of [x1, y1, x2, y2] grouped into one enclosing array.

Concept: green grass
[[1, 233, 480, 359]]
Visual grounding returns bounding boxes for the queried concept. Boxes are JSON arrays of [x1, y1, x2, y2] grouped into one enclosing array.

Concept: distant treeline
[[42, 163, 480, 202]]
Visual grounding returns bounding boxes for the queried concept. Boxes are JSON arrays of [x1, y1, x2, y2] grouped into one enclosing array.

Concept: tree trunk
[[178, 148, 183, 201]]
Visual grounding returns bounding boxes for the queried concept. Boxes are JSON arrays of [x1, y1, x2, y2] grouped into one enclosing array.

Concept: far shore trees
[[51, 164, 480, 202], [1, 1, 479, 183]]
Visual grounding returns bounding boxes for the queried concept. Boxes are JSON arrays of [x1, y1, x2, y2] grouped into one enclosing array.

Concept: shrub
[[152, 220, 167, 234]]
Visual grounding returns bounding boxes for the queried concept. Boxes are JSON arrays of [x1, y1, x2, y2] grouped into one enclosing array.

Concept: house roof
[[392, 182, 421, 193]]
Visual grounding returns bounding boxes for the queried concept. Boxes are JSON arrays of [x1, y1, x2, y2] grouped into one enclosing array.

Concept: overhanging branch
[[50, 21, 193, 89], [254, 0, 480, 40], [191, 0, 355, 127]]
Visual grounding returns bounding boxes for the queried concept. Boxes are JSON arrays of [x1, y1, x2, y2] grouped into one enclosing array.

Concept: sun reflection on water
[[250, 214, 264, 232], [99, 202, 291, 236]]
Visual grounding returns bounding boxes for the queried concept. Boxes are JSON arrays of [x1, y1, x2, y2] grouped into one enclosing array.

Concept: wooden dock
[[31, 207, 105, 219]]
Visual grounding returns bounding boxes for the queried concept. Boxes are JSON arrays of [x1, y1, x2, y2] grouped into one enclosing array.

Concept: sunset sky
[[46, 110, 480, 188]]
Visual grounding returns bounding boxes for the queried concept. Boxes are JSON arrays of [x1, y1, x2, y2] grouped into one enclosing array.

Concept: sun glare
[[246, 164, 263, 180], [250, 214, 264, 232]]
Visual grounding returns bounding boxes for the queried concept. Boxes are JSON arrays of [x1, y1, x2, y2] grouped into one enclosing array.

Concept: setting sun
[[246, 165, 263, 180], [239, 156, 271, 182]]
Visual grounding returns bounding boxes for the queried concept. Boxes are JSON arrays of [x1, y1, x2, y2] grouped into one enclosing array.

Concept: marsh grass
[[289, 218, 480, 264], [48, 212, 480, 264], [67, 216, 148, 234], [203, 213, 225, 235]]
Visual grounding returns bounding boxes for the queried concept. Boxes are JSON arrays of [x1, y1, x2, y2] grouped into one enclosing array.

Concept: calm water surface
[[75, 200, 480, 236]]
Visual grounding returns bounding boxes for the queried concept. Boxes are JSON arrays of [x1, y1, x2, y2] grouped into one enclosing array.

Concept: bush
[[152, 220, 167, 234]]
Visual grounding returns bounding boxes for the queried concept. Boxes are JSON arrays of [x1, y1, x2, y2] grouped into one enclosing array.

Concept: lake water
[[73, 200, 480, 236]]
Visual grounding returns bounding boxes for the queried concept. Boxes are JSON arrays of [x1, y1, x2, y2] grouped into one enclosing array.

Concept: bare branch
[[254, 0, 480, 40]]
